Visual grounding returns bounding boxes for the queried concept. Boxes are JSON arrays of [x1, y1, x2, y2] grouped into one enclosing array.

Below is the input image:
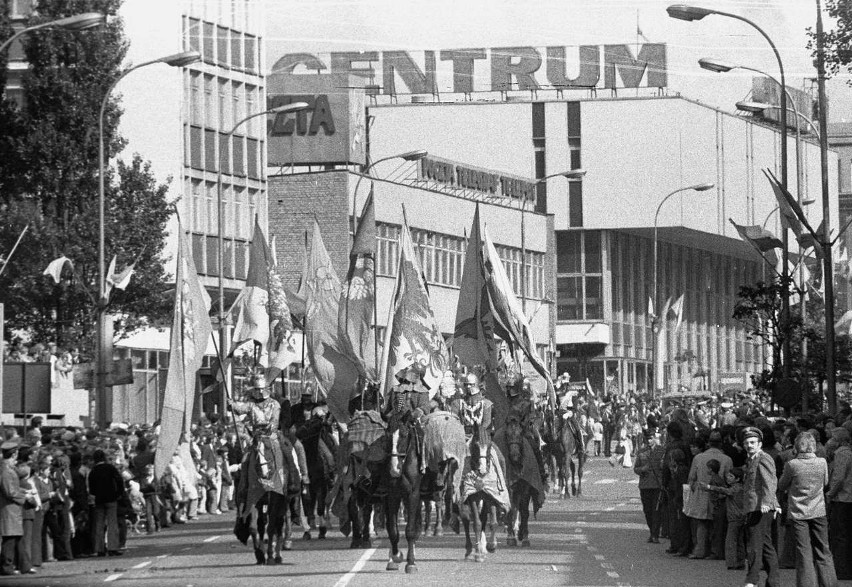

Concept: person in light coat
[[686, 430, 732, 559]]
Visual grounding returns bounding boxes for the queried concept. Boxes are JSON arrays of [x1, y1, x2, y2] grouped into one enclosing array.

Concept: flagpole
[[300, 230, 308, 394], [211, 334, 245, 453], [378, 218, 405, 404], [0, 224, 28, 280]]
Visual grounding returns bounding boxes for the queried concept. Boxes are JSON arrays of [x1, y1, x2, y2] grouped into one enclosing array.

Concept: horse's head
[[388, 422, 419, 479]]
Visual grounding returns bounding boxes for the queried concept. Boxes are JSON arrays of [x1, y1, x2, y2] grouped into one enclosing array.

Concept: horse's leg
[[520, 488, 531, 547], [576, 453, 584, 496], [251, 507, 266, 565], [506, 496, 518, 547], [317, 483, 329, 539], [570, 457, 577, 497], [283, 496, 293, 551], [462, 502, 473, 559], [486, 504, 497, 553], [434, 492, 444, 537], [472, 499, 485, 563], [404, 482, 421, 574], [385, 492, 403, 570], [423, 497, 432, 538]]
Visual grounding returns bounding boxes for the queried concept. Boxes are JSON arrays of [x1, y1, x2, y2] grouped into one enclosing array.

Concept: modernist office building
[[354, 92, 835, 396]]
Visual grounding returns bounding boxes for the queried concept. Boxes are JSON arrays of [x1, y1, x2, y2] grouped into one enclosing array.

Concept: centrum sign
[[271, 44, 667, 95], [419, 155, 537, 202]]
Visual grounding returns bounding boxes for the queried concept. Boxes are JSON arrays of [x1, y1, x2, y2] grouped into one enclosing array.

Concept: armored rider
[[507, 377, 547, 483], [228, 371, 281, 479], [383, 364, 431, 434], [460, 373, 493, 444]]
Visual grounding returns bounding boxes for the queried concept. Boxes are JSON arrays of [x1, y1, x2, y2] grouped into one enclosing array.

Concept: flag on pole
[[231, 218, 271, 362], [382, 209, 449, 399], [654, 296, 672, 394], [670, 293, 685, 332], [267, 263, 298, 381], [286, 232, 309, 319], [453, 204, 506, 416], [729, 220, 781, 268], [304, 220, 360, 423], [105, 255, 135, 296], [482, 227, 551, 384], [797, 219, 824, 256], [339, 187, 376, 379], [648, 296, 655, 319], [835, 310, 852, 337], [764, 170, 808, 239], [43, 256, 73, 284], [154, 229, 213, 479]]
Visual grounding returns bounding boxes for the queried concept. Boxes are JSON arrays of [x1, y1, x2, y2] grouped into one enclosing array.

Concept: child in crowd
[[706, 466, 746, 570]]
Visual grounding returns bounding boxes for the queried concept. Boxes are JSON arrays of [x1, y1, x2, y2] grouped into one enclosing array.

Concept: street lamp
[[215, 101, 309, 410], [0, 12, 105, 54], [528, 170, 587, 312], [351, 149, 429, 238], [669, 5, 794, 381], [95, 50, 201, 427], [652, 182, 714, 397], [736, 101, 821, 139]]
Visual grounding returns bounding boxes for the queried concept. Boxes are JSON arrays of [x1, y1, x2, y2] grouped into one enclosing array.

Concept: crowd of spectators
[[0, 416, 245, 576], [632, 395, 852, 587]]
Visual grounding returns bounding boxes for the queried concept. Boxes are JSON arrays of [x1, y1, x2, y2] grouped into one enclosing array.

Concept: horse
[[498, 417, 545, 548], [460, 434, 508, 563], [297, 417, 337, 539], [540, 408, 565, 494], [558, 413, 586, 498], [420, 460, 457, 537], [384, 419, 425, 574]]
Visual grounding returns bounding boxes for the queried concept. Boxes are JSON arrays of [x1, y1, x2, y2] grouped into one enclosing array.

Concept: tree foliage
[[0, 0, 172, 354], [809, 1, 852, 80]]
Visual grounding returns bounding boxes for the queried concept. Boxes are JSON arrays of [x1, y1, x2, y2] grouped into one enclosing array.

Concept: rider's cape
[[461, 441, 511, 513], [493, 428, 545, 514], [423, 410, 468, 502]]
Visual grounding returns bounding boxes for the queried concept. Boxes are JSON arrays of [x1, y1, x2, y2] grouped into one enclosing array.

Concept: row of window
[[187, 178, 258, 239], [188, 72, 261, 135], [191, 233, 250, 279], [185, 17, 258, 74], [376, 222, 545, 299], [186, 125, 261, 178], [183, 0, 255, 32]]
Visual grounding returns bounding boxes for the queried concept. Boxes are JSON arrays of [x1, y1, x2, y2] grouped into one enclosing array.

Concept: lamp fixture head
[[159, 51, 201, 68], [270, 102, 310, 114], [400, 150, 428, 161], [560, 168, 587, 179], [666, 5, 714, 21], [53, 12, 106, 31], [736, 100, 772, 114], [698, 57, 735, 73], [692, 183, 715, 192]]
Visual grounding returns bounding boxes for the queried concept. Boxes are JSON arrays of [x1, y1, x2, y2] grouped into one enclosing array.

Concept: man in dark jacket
[[0, 439, 34, 575], [741, 427, 780, 587], [87, 450, 125, 557]]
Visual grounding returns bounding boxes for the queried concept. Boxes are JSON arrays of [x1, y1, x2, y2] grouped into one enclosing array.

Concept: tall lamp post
[[0, 12, 104, 54], [96, 50, 201, 428], [529, 169, 587, 312], [652, 183, 715, 397], [215, 102, 308, 411], [668, 4, 793, 380]]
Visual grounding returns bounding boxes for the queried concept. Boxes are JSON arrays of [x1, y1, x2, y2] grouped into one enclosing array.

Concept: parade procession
[[5, 1, 852, 586]]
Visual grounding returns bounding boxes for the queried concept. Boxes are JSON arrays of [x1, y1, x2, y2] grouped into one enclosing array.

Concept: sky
[[262, 0, 852, 123]]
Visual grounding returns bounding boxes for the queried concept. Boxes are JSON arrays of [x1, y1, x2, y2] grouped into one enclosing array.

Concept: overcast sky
[[262, 0, 852, 123]]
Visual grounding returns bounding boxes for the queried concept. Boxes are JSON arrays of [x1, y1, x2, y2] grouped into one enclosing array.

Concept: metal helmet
[[463, 373, 480, 395], [251, 373, 269, 399], [439, 370, 457, 399]]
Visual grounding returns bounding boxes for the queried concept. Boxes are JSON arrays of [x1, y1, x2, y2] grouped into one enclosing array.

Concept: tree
[[733, 275, 852, 412], [809, 1, 852, 80], [0, 0, 172, 354]]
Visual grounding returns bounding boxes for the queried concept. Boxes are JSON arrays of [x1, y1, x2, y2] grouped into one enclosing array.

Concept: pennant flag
[[730, 219, 780, 268], [670, 293, 685, 332], [654, 296, 672, 394], [267, 264, 298, 381], [43, 256, 73, 284], [797, 219, 824, 256], [382, 210, 449, 400], [286, 232, 309, 319], [482, 226, 551, 386], [304, 220, 360, 423], [453, 204, 506, 417], [105, 255, 135, 296], [154, 229, 213, 479], [648, 296, 655, 319], [764, 170, 807, 239], [835, 310, 852, 337], [231, 218, 271, 362], [339, 188, 377, 380]]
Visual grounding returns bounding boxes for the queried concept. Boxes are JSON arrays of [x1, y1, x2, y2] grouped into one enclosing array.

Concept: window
[[190, 179, 204, 231], [186, 17, 201, 53], [233, 137, 245, 176], [189, 125, 203, 170], [556, 230, 603, 321], [557, 276, 582, 320], [204, 75, 215, 128], [231, 31, 243, 70], [217, 26, 229, 67], [569, 182, 583, 227], [202, 22, 215, 63], [190, 72, 203, 126], [218, 78, 230, 130], [204, 128, 217, 172], [232, 82, 243, 129], [244, 34, 257, 72], [247, 138, 259, 179], [377, 224, 400, 277], [245, 85, 257, 136]]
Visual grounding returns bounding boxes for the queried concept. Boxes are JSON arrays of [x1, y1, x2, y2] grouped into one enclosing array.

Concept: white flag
[[43, 256, 73, 284]]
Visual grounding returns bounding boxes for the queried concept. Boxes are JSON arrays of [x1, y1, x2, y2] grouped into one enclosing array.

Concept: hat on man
[[742, 426, 763, 442], [720, 401, 733, 409], [1, 439, 19, 459]]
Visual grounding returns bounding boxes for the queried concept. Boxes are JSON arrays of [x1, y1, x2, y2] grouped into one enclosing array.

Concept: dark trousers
[[639, 488, 662, 539], [51, 506, 72, 560], [745, 511, 780, 587], [725, 515, 746, 568], [780, 512, 798, 568], [711, 504, 726, 558], [31, 510, 43, 566], [593, 440, 601, 456], [791, 517, 836, 587], [0, 536, 20, 575], [691, 518, 711, 558], [829, 501, 852, 580], [92, 501, 119, 554], [603, 425, 614, 457], [144, 495, 160, 533], [18, 518, 33, 573], [668, 503, 691, 554]]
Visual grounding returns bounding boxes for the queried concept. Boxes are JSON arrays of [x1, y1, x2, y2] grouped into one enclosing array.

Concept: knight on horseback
[[460, 373, 493, 451], [506, 377, 547, 484]]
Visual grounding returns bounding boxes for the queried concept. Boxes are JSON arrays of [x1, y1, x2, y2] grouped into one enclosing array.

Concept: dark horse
[[420, 460, 457, 537], [541, 409, 586, 498], [501, 417, 543, 547], [384, 420, 424, 574]]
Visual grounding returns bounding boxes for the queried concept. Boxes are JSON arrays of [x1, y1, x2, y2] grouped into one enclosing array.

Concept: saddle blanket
[[347, 410, 387, 461], [423, 411, 468, 472], [461, 443, 510, 513]]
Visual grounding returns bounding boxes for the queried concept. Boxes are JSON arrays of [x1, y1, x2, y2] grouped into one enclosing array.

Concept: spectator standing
[[1, 440, 34, 576], [87, 450, 125, 557], [17, 463, 38, 575], [591, 419, 604, 457], [686, 430, 733, 559], [49, 456, 73, 561], [707, 466, 747, 570], [778, 432, 836, 587], [827, 427, 852, 580], [741, 426, 780, 587], [634, 434, 665, 543]]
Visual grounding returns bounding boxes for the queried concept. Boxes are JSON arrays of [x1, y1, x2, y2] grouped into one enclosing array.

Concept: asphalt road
[[9, 458, 852, 587]]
